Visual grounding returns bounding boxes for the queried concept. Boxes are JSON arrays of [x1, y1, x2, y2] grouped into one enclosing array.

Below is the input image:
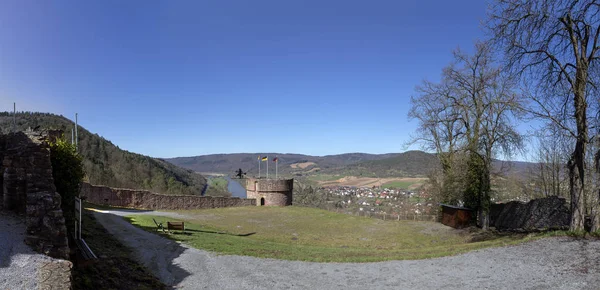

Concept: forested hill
[[168, 151, 439, 178], [168, 150, 534, 179], [166, 152, 402, 176], [0, 112, 210, 196], [323, 150, 440, 177]]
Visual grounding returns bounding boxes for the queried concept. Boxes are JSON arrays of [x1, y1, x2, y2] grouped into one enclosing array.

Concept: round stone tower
[[245, 178, 293, 206]]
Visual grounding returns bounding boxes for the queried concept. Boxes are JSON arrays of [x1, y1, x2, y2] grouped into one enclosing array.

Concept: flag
[[273, 157, 278, 162], [261, 156, 268, 161]]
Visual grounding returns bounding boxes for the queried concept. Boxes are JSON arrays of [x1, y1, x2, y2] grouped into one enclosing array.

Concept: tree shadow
[[126, 217, 257, 238], [176, 228, 256, 237], [92, 211, 192, 288]]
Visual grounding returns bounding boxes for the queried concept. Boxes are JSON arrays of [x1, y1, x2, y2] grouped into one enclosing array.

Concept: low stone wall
[[490, 196, 570, 231], [80, 183, 256, 210]]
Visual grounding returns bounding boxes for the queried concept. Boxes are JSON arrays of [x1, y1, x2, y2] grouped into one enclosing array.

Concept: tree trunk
[[568, 152, 586, 231], [569, 78, 587, 232], [595, 158, 600, 232], [478, 203, 490, 230], [476, 156, 491, 230]]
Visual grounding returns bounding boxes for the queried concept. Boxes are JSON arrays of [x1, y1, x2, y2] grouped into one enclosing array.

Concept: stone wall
[[245, 178, 293, 206], [1, 131, 69, 259], [490, 196, 570, 231], [80, 183, 256, 210]]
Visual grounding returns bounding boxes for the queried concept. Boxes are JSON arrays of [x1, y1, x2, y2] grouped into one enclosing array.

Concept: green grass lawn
[[382, 180, 422, 189], [306, 174, 344, 181], [124, 206, 541, 262], [207, 176, 228, 191]]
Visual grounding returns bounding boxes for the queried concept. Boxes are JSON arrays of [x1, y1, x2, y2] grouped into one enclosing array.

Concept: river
[[225, 176, 247, 198]]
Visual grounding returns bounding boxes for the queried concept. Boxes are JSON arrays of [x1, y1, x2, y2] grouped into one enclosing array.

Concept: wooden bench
[[167, 221, 185, 233]]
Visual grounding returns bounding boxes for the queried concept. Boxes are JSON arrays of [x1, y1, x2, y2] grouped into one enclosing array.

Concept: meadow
[[381, 180, 423, 189], [126, 206, 539, 262]]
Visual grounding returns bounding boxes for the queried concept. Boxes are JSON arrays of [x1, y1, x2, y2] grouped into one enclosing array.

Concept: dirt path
[[92, 209, 600, 290], [0, 211, 71, 290]]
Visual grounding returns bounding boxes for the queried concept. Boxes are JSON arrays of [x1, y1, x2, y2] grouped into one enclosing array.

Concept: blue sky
[[0, 0, 489, 158]]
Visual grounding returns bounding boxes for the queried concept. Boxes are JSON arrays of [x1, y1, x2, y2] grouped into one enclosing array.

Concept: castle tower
[[245, 178, 293, 206]]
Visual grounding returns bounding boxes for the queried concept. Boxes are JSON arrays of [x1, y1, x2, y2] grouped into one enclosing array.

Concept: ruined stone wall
[[80, 183, 256, 210], [245, 178, 293, 206], [1, 131, 69, 259], [490, 196, 570, 231]]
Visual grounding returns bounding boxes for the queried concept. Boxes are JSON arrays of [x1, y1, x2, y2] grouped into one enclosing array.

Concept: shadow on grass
[[124, 216, 257, 238], [180, 228, 256, 237]]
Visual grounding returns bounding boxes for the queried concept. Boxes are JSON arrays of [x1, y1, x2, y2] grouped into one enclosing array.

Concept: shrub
[[50, 137, 85, 238]]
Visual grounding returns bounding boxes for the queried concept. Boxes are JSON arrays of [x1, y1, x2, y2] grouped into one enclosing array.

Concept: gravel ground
[[94, 209, 600, 290], [0, 211, 68, 290]]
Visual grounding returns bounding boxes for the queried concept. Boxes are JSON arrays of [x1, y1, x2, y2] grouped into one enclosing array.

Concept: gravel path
[[0, 211, 70, 290], [94, 209, 600, 290]]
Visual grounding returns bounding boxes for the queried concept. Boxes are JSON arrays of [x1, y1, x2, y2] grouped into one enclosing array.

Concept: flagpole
[[258, 156, 261, 178], [266, 156, 269, 179], [276, 157, 278, 179]]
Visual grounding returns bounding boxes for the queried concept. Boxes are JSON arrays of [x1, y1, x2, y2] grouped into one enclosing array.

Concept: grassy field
[[307, 174, 344, 181], [382, 180, 424, 189], [207, 176, 228, 191], [204, 176, 230, 196], [125, 206, 539, 262]]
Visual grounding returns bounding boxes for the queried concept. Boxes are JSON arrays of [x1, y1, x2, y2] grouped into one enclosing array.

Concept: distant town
[[322, 185, 435, 216]]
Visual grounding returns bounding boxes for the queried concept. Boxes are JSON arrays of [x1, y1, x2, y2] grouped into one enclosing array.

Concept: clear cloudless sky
[[0, 0, 490, 158]]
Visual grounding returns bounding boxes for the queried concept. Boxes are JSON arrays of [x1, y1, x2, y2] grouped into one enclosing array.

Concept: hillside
[[0, 112, 215, 196], [166, 152, 401, 176], [169, 149, 536, 181], [321, 150, 439, 177]]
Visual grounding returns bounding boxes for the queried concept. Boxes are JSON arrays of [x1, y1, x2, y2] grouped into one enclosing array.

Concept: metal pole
[[276, 158, 278, 179], [71, 128, 74, 144], [266, 156, 269, 179], [75, 113, 78, 152], [13, 102, 16, 132], [79, 199, 82, 240], [258, 156, 261, 178]]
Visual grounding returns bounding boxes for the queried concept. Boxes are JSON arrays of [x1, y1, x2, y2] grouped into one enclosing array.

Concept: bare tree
[[409, 42, 525, 229], [528, 123, 570, 198], [409, 75, 464, 204], [489, 0, 600, 231]]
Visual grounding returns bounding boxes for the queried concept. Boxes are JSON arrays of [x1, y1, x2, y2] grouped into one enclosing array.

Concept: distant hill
[[167, 152, 435, 178], [322, 150, 440, 177], [0, 112, 214, 196], [168, 150, 537, 179], [166, 153, 402, 176]]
